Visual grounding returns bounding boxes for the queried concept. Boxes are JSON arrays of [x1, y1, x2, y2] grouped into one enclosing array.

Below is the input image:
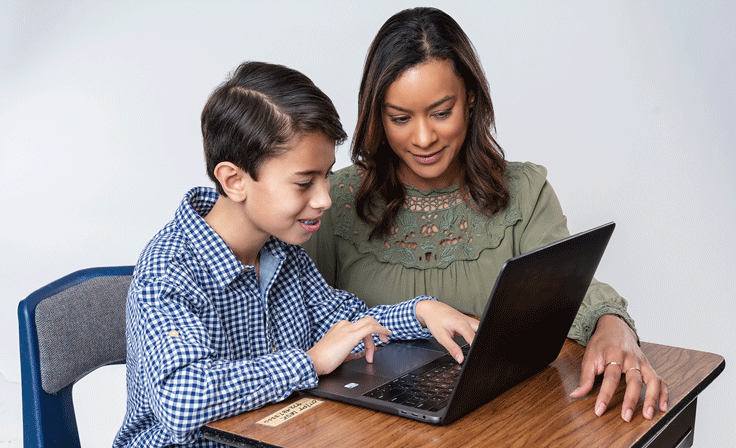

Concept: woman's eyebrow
[[384, 95, 455, 113]]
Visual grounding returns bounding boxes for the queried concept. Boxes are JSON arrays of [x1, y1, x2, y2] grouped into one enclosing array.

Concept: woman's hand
[[415, 300, 479, 363], [569, 314, 669, 421], [307, 317, 391, 376]]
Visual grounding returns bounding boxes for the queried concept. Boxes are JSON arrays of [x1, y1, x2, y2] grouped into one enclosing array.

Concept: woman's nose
[[411, 119, 437, 149]]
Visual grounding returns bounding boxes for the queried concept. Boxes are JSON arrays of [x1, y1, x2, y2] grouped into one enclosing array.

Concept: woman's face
[[381, 58, 472, 191]]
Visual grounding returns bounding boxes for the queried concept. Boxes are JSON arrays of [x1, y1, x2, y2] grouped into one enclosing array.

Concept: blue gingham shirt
[[114, 187, 433, 447]]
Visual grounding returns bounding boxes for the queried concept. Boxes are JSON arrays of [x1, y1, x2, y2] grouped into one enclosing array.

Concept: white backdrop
[[1, 1, 733, 446]]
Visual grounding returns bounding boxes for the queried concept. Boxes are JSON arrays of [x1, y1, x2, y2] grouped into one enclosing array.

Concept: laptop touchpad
[[344, 344, 445, 379]]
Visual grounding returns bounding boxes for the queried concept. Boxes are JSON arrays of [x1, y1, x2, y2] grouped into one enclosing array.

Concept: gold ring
[[605, 361, 622, 368], [626, 366, 642, 374]]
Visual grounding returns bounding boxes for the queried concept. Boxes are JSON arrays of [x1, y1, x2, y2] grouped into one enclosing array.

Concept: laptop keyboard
[[362, 358, 463, 412]]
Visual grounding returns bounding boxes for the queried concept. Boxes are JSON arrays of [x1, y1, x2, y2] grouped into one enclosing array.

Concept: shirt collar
[[176, 187, 246, 290]]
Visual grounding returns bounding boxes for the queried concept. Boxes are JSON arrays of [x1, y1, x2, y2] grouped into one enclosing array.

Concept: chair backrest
[[18, 266, 134, 448]]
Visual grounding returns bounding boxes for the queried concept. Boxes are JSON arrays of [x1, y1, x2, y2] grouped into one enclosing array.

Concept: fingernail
[[662, 401, 668, 412], [455, 354, 463, 364], [645, 406, 654, 419], [623, 409, 633, 422], [595, 403, 606, 416]]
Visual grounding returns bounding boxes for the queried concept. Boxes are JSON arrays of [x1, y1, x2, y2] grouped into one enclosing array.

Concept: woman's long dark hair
[[353, 7, 509, 238]]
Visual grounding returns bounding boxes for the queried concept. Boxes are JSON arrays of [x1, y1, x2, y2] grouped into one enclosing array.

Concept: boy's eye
[[297, 170, 332, 189]]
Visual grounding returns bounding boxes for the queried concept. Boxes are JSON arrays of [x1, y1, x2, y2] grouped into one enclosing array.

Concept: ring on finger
[[625, 366, 642, 375], [605, 361, 622, 369]]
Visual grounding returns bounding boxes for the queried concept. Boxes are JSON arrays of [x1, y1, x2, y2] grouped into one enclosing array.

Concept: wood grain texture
[[203, 340, 724, 448]]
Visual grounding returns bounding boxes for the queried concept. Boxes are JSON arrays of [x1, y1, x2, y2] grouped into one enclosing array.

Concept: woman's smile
[[411, 148, 445, 165]]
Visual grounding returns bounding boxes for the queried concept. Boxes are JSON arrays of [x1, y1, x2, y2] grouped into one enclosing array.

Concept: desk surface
[[203, 340, 724, 448]]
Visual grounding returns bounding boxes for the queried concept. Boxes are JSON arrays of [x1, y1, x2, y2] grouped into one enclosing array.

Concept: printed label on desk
[[257, 398, 323, 427]]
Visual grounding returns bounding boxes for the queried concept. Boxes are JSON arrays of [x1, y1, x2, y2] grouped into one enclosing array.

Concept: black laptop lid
[[443, 222, 615, 424]]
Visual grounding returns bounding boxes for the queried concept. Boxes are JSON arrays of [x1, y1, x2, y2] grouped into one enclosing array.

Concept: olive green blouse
[[303, 162, 636, 345]]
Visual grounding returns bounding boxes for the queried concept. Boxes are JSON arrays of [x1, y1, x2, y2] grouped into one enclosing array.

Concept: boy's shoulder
[[133, 221, 194, 288], [131, 187, 226, 289]]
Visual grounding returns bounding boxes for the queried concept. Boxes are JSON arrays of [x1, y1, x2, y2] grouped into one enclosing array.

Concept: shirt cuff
[[569, 302, 638, 346], [270, 348, 320, 391], [405, 295, 436, 338]]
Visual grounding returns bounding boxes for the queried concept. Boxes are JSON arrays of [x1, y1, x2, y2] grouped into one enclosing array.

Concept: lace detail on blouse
[[330, 165, 524, 270]]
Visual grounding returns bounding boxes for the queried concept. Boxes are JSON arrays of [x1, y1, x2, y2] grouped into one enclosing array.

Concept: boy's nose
[[312, 179, 332, 210]]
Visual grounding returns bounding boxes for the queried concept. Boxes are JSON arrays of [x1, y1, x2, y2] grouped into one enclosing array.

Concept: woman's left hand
[[569, 314, 669, 422]]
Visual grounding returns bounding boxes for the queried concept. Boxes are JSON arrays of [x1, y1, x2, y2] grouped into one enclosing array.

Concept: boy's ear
[[213, 162, 248, 202]]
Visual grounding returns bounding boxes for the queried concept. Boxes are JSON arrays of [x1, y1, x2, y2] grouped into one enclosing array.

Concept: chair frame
[[18, 266, 134, 448]]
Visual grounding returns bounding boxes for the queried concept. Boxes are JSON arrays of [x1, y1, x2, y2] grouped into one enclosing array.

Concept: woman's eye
[[434, 110, 451, 119], [389, 115, 409, 124]]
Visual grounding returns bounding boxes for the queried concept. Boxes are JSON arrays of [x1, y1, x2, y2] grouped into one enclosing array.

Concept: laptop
[[307, 222, 615, 425]]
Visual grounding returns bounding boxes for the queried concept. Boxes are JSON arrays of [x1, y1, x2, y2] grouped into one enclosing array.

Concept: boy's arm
[[126, 281, 319, 444], [298, 249, 433, 345], [298, 248, 478, 364]]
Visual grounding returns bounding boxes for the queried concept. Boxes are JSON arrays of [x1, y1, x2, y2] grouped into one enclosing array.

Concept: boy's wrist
[[414, 296, 438, 327]]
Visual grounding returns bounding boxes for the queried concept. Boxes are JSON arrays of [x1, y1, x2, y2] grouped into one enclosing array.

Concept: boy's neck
[[203, 195, 267, 268]]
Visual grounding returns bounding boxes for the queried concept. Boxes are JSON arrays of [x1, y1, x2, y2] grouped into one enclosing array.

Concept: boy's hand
[[307, 317, 391, 376], [415, 300, 478, 364]]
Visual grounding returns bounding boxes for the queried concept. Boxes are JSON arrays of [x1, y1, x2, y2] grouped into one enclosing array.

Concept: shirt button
[[168, 330, 180, 337]]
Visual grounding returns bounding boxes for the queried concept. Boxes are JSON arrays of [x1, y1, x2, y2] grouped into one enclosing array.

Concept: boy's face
[[243, 132, 335, 246]]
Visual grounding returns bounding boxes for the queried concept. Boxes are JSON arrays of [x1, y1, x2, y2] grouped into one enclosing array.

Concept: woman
[[304, 7, 667, 422]]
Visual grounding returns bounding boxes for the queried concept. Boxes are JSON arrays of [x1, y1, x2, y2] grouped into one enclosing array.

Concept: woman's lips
[[413, 148, 443, 165]]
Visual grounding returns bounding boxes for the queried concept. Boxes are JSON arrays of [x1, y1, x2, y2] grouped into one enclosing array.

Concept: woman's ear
[[213, 162, 248, 202], [467, 91, 476, 111]]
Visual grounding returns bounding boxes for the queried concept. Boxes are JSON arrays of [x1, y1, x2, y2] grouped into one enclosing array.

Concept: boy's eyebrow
[[293, 159, 336, 176], [384, 95, 455, 113]]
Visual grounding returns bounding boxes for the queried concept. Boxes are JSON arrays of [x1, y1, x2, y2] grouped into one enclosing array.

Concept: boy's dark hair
[[202, 61, 347, 195]]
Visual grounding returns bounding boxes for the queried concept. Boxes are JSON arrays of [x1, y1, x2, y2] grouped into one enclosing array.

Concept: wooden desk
[[202, 340, 724, 448]]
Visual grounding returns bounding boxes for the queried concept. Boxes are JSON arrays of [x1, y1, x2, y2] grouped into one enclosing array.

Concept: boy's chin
[[277, 231, 314, 246]]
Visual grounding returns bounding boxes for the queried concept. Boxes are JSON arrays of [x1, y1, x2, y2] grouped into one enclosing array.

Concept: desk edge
[[631, 355, 725, 448]]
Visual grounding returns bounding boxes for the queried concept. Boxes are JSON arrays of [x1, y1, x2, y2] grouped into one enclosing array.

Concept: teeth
[[302, 219, 318, 225]]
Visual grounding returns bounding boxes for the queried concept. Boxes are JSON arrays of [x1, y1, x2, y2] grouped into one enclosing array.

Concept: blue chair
[[18, 266, 134, 448]]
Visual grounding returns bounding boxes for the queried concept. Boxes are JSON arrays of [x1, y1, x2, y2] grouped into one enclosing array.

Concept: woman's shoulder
[[505, 161, 550, 204], [329, 164, 363, 206], [504, 161, 564, 227], [505, 161, 548, 189], [331, 164, 361, 186]]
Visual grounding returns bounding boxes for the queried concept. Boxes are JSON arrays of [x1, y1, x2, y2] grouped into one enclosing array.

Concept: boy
[[114, 61, 477, 447]]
